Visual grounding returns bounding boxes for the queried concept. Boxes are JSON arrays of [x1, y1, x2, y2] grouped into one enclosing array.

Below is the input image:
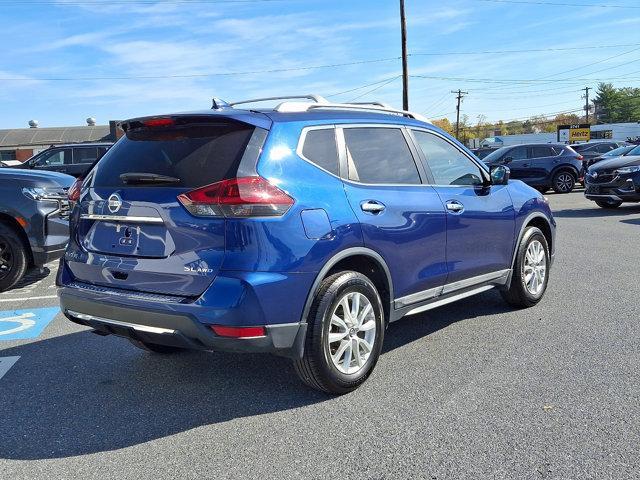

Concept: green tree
[[432, 118, 454, 135], [594, 83, 622, 123]]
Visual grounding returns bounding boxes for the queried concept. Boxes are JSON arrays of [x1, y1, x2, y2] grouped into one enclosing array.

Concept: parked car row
[[16, 143, 112, 177]]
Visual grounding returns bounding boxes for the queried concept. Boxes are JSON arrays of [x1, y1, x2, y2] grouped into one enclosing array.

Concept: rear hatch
[[69, 114, 268, 297]]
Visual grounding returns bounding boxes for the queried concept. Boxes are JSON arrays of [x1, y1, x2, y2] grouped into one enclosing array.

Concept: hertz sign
[[558, 124, 591, 143]]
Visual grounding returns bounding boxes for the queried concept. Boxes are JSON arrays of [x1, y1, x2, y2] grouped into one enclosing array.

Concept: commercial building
[[0, 119, 119, 162]]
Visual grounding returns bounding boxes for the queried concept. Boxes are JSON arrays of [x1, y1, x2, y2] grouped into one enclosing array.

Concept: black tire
[[551, 170, 576, 193], [128, 338, 185, 354], [0, 223, 29, 292], [501, 226, 550, 308], [294, 271, 385, 395], [595, 200, 622, 209]]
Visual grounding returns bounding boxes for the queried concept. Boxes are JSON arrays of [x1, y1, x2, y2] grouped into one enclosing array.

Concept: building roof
[[0, 125, 114, 148]]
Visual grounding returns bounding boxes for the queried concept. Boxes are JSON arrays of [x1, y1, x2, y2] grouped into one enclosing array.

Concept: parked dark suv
[[483, 143, 583, 193], [0, 169, 73, 291], [570, 141, 629, 166], [19, 143, 111, 177], [584, 152, 640, 208], [57, 96, 555, 394]]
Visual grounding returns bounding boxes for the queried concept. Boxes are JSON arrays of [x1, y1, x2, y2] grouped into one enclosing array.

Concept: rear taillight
[[177, 176, 294, 218], [577, 155, 584, 161], [68, 177, 83, 203]]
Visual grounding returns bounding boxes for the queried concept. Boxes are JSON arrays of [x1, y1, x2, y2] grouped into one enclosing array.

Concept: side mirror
[[490, 165, 510, 185], [502, 156, 513, 164]]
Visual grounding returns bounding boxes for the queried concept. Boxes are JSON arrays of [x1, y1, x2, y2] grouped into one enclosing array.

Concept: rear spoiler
[[119, 112, 272, 133]]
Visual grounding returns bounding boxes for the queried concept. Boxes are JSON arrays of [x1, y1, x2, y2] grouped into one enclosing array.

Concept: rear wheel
[[501, 226, 550, 308], [128, 338, 185, 354], [0, 223, 28, 292], [552, 170, 576, 193], [294, 271, 384, 394], [595, 199, 622, 209]]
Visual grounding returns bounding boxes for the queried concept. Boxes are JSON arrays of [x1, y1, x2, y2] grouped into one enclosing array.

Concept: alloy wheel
[[523, 240, 546, 295], [327, 291, 377, 375], [555, 173, 574, 192]]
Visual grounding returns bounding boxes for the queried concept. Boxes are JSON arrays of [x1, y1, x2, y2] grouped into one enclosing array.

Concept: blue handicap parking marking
[[0, 307, 59, 340]]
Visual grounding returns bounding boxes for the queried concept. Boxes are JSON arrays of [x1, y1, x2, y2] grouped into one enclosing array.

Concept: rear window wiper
[[120, 173, 181, 185]]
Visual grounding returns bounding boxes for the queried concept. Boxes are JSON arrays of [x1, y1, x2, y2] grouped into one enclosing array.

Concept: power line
[[475, 0, 640, 9], [410, 42, 640, 56], [0, 57, 401, 81], [349, 76, 402, 102], [327, 76, 402, 98]]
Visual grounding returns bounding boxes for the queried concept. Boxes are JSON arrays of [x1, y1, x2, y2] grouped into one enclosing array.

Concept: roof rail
[[221, 94, 429, 123], [229, 94, 328, 107], [304, 103, 429, 123]]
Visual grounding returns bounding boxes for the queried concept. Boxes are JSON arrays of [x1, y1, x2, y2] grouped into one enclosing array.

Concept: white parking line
[[0, 295, 58, 303], [0, 356, 20, 380]]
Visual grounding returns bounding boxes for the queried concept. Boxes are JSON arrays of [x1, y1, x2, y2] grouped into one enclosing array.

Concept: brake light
[[211, 325, 266, 338], [177, 176, 294, 218], [143, 118, 174, 127], [577, 155, 584, 161], [68, 177, 83, 202]]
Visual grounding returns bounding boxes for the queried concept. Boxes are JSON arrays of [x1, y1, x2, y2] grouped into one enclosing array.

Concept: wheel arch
[[300, 248, 394, 327], [506, 212, 553, 286], [551, 164, 579, 180], [0, 212, 34, 265]]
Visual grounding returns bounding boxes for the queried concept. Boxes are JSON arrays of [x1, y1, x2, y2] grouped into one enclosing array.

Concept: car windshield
[[627, 145, 640, 156], [482, 147, 509, 163], [604, 146, 633, 157]]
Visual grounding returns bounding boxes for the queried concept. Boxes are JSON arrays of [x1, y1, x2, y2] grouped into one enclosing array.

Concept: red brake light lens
[[577, 155, 584, 161], [68, 177, 83, 202], [177, 176, 294, 218], [211, 325, 266, 338], [143, 118, 175, 127]]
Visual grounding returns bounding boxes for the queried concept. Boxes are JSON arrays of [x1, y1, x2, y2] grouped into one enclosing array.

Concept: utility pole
[[400, 0, 409, 110], [451, 89, 468, 139], [583, 86, 591, 123]]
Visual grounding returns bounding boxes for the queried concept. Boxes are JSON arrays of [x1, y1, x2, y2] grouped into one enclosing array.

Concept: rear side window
[[301, 128, 339, 175], [343, 127, 421, 184], [530, 146, 554, 158], [73, 147, 98, 164], [92, 123, 256, 188]]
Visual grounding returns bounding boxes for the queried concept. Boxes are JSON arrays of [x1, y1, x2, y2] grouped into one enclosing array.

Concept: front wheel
[[501, 226, 550, 308], [294, 271, 385, 394], [0, 223, 28, 292], [552, 171, 576, 193], [595, 199, 622, 209]]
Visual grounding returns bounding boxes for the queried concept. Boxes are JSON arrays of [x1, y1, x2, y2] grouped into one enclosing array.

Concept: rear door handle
[[361, 200, 386, 214], [445, 200, 464, 214]]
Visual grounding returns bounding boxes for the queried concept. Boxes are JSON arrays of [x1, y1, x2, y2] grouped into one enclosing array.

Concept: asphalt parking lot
[[0, 190, 638, 479]]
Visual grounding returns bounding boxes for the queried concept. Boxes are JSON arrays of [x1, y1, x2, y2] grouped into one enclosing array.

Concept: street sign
[[0, 307, 59, 340], [557, 124, 591, 143]]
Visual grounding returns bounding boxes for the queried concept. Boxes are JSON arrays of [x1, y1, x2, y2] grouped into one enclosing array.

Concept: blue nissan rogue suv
[[57, 95, 555, 394]]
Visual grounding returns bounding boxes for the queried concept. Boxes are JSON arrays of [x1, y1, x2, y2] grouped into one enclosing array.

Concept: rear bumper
[[59, 286, 307, 357]]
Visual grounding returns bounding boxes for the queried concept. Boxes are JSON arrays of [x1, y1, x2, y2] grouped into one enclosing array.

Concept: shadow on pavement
[[552, 204, 640, 218], [9, 266, 51, 291], [0, 291, 509, 460]]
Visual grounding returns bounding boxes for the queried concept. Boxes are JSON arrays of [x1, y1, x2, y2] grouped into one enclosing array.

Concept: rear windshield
[[92, 122, 257, 188]]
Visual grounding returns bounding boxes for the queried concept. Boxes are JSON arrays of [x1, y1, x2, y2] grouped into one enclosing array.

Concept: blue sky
[[1, 0, 639, 129]]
